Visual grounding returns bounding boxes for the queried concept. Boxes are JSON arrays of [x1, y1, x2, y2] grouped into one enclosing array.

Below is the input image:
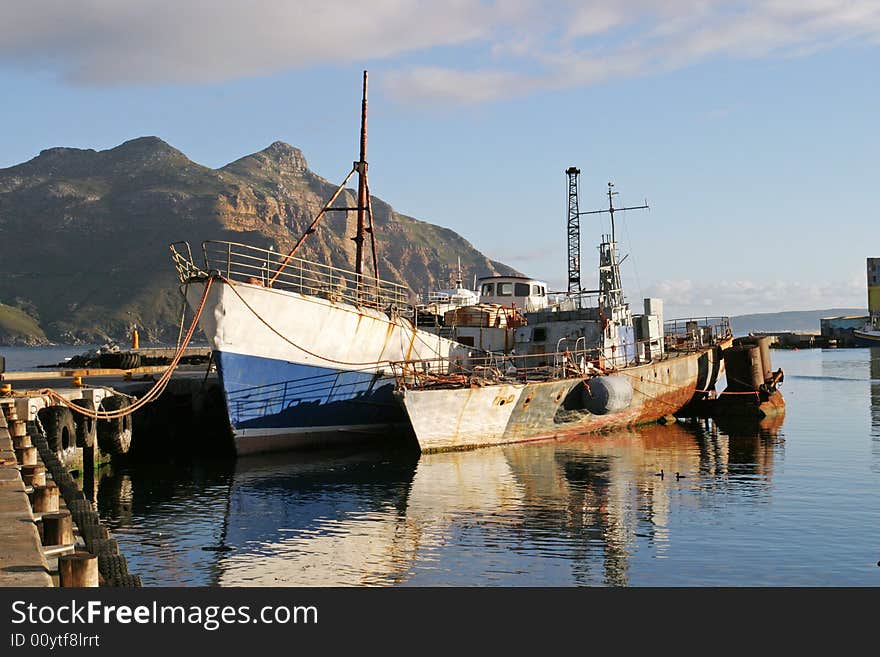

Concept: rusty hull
[[398, 341, 727, 452]]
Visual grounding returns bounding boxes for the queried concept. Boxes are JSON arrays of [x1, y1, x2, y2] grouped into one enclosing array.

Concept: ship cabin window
[[481, 283, 494, 296], [497, 282, 513, 296], [532, 284, 545, 296], [514, 283, 530, 296], [533, 327, 547, 342]]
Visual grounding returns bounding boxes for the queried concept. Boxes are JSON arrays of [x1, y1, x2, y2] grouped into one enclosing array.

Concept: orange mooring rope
[[40, 277, 215, 420]]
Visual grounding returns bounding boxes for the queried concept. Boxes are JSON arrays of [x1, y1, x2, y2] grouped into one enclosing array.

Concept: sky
[[0, 0, 878, 318]]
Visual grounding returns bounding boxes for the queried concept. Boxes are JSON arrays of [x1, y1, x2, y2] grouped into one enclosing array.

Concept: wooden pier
[[0, 357, 220, 588]]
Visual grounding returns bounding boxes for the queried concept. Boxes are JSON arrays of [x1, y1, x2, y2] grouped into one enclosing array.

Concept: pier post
[[30, 482, 59, 513], [59, 553, 99, 587], [15, 445, 37, 466], [42, 511, 74, 546], [20, 464, 46, 487]]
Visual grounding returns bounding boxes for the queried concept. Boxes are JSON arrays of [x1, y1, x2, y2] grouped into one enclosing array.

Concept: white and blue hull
[[853, 329, 880, 347], [186, 278, 465, 455]]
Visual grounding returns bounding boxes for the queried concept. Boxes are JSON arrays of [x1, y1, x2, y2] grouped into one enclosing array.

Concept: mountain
[[0, 137, 518, 345], [730, 308, 867, 335]]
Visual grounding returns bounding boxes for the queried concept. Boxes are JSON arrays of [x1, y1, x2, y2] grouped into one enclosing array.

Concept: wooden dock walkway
[[0, 411, 52, 586]]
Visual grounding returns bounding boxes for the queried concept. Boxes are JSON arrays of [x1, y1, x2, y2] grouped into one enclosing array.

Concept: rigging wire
[[619, 203, 643, 305]]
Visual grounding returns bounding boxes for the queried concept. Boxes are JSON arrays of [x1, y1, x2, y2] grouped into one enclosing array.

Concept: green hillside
[[0, 302, 48, 345]]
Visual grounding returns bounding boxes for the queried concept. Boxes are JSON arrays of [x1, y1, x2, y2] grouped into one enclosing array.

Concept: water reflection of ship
[[870, 348, 880, 467], [216, 449, 420, 586], [208, 419, 785, 586]]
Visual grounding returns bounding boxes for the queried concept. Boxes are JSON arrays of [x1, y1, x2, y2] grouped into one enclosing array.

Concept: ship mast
[[581, 182, 649, 311], [270, 71, 380, 295], [354, 70, 368, 280]]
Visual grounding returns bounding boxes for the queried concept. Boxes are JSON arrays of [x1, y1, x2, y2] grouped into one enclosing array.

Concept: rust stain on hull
[[401, 346, 725, 452]]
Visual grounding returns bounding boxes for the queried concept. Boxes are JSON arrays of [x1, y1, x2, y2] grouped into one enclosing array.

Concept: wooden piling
[[10, 420, 27, 437], [30, 483, 59, 513], [15, 445, 37, 466], [59, 553, 99, 587], [12, 434, 32, 449], [42, 511, 74, 546], [20, 464, 46, 487]]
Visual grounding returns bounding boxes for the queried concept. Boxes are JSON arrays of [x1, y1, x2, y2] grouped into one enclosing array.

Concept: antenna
[[580, 181, 649, 244], [580, 181, 649, 311]]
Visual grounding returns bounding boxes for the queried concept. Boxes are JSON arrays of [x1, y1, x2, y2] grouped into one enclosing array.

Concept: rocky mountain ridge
[[0, 137, 517, 345]]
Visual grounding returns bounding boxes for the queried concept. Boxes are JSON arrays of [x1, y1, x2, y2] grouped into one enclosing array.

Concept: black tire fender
[[37, 405, 77, 459], [97, 395, 133, 456], [70, 398, 97, 448]]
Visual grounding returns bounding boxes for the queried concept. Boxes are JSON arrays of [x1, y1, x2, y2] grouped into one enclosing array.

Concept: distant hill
[[0, 137, 518, 345], [730, 308, 867, 335], [0, 302, 47, 346]]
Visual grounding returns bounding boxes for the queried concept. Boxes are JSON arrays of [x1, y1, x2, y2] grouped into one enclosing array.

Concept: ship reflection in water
[[98, 416, 785, 587], [871, 348, 880, 470]]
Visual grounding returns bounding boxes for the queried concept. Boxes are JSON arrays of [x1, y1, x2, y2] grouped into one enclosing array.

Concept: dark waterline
[[17, 346, 880, 585]]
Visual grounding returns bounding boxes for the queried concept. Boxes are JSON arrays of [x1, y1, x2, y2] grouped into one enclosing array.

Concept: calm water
[[13, 346, 880, 585], [1, 345, 99, 371]]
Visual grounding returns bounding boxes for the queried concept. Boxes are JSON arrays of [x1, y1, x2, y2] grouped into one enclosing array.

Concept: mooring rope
[[40, 276, 215, 420]]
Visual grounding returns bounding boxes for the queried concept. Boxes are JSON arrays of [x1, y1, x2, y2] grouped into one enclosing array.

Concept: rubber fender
[[98, 352, 141, 370], [70, 398, 96, 448], [37, 405, 77, 456], [581, 375, 633, 415], [97, 395, 133, 456]]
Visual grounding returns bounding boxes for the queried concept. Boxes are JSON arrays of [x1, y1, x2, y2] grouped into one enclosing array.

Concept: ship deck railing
[[663, 317, 732, 353], [170, 240, 410, 311], [390, 344, 630, 391], [389, 349, 590, 391], [391, 318, 732, 391]]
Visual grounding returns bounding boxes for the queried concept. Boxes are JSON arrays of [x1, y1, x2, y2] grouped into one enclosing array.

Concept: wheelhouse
[[477, 275, 549, 312]]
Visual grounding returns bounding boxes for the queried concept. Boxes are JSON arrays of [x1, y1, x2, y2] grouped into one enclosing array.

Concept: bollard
[[12, 434, 32, 449], [21, 464, 46, 487], [59, 553, 99, 588], [30, 483, 60, 513], [15, 445, 37, 466], [10, 420, 27, 437], [42, 511, 75, 546]]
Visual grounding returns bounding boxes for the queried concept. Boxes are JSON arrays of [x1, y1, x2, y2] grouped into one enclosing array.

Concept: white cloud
[[384, 0, 880, 104], [0, 1, 877, 102], [384, 67, 542, 105], [0, 0, 490, 84]]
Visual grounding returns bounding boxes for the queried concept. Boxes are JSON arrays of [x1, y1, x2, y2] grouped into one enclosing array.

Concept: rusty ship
[[392, 173, 734, 451]]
